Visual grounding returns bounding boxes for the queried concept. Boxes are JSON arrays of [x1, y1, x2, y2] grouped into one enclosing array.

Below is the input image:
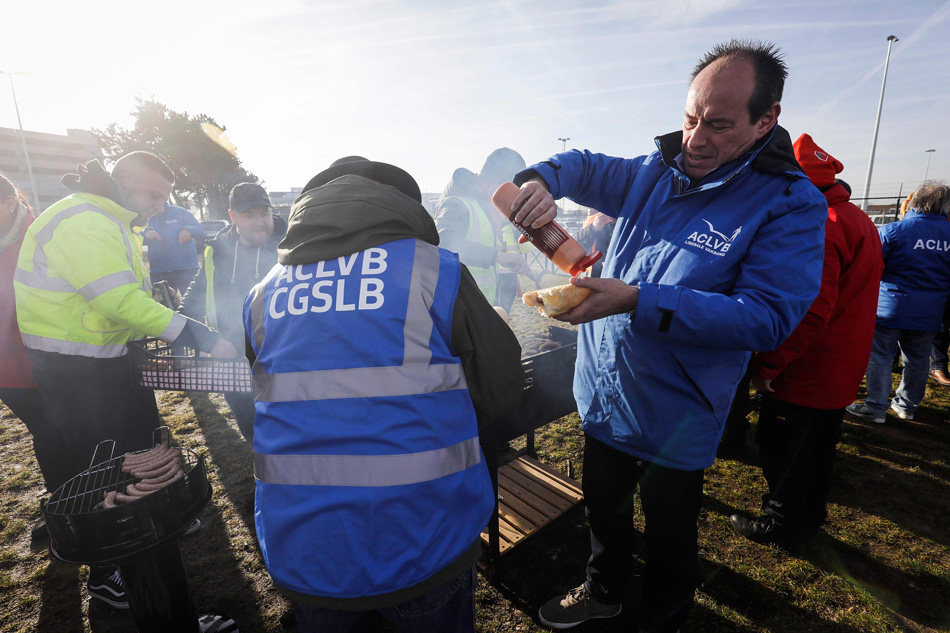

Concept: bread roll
[[523, 284, 593, 318]]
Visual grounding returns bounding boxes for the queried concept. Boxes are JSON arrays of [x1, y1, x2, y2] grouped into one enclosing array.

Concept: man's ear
[[755, 102, 781, 140], [227, 209, 236, 224]]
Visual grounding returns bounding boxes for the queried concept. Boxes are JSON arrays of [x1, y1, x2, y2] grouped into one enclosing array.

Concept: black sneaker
[[538, 584, 621, 629], [198, 612, 240, 632], [730, 514, 805, 555], [87, 568, 129, 610]]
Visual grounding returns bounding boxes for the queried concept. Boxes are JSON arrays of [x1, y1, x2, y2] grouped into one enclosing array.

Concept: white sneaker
[[846, 402, 885, 424], [889, 406, 914, 421]]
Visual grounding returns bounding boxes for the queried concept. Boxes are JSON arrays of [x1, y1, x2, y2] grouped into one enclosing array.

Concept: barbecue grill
[[42, 429, 212, 633], [479, 326, 580, 569]]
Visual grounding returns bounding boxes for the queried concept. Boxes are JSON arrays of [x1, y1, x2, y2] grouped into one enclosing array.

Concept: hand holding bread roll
[[523, 283, 594, 318]]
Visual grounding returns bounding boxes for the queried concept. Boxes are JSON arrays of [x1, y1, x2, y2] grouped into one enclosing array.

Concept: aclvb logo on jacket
[[684, 219, 743, 257]]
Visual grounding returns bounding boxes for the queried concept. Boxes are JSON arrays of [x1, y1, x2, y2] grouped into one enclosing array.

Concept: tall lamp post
[[0, 70, 40, 211], [859, 35, 898, 211], [558, 137, 570, 152], [924, 149, 936, 181]]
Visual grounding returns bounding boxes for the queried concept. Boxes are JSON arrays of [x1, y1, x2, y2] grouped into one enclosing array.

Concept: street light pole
[[558, 137, 570, 153], [1, 71, 40, 211], [924, 149, 936, 181], [859, 35, 898, 211]]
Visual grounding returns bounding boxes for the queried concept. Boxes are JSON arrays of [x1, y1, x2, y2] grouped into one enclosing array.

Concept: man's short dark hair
[[112, 151, 175, 184], [690, 39, 788, 123]]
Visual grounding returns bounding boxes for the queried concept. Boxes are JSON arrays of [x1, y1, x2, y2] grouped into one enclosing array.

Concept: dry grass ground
[[1, 271, 948, 632]]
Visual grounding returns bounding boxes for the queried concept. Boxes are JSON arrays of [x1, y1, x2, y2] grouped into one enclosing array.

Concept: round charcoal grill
[[43, 438, 212, 633]]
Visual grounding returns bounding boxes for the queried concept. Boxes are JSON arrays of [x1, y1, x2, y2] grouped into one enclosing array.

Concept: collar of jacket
[[279, 174, 439, 266], [654, 124, 806, 190], [62, 159, 125, 206], [823, 182, 852, 205], [75, 192, 138, 225], [903, 209, 947, 222]]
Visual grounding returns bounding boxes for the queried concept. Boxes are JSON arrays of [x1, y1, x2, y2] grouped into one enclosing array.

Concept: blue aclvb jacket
[[243, 174, 523, 609], [515, 126, 827, 470], [143, 203, 203, 273], [876, 209, 950, 332]]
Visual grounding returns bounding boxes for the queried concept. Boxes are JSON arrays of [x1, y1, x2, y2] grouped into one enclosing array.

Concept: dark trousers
[[720, 366, 755, 449], [583, 435, 704, 633], [755, 397, 844, 539], [294, 566, 476, 633], [150, 268, 199, 295], [28, 350, 162, 481], [931, 298, 950, 371], [0, 386, 72, 493], [223, 390, 255, 443]]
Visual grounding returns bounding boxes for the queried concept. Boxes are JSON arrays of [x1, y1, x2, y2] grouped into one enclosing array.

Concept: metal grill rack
[[42, 429, 213, 632]]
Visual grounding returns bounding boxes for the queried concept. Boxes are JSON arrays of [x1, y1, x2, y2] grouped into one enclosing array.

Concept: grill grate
[[45, 434, 198, 516]]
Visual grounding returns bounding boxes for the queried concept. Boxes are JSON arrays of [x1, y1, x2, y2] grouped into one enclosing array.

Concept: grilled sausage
[[102, 491, 118, 509], [135, 470, 184, 492], [130, 454, 181, 480], [122, 445, 170, 471]]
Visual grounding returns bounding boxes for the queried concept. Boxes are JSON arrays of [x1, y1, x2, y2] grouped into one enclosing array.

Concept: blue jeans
[[864, 326, 936, 416], [294, 566, 476, 633]]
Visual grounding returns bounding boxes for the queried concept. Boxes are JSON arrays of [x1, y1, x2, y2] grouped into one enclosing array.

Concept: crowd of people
[[1, 37, 949, 633]]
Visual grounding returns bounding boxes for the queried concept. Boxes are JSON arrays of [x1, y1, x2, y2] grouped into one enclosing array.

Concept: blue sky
[[2, 0, 947, 199]]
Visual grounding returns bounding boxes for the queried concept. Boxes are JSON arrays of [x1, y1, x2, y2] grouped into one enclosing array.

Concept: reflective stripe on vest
[[255, 436, 481, 487], [16, 202, 145, 297], [204, 245, 218, 329], [19, 332, 129, 358]]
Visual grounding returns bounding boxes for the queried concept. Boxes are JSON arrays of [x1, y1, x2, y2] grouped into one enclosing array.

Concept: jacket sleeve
[[180, 208, 204, 239], [754, 215, 841, 379], [43, 213, 187, 341], [435, 198, 498, 269], [451, 265, 524, 428], [633, 182, 828, 351], [514, 150, 648, 219], [179, 247, 210, 321]]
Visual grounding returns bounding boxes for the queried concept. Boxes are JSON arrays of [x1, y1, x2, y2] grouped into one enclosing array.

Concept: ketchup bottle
[[491, 182, 602, 276]]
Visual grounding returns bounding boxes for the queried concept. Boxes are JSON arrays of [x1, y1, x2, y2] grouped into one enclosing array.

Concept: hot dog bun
[[523, 284, 593, 318]]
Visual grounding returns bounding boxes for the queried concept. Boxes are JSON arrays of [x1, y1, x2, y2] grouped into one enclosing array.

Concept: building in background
[[0, 127, 102, 212]]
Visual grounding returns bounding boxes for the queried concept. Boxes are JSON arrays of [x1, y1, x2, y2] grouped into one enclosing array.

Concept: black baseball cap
[[229, 182, 273, 213]]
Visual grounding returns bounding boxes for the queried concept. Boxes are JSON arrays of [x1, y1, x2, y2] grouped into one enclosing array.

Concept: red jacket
[[1, 212, 34, 389], [754, 183, 883, 409]]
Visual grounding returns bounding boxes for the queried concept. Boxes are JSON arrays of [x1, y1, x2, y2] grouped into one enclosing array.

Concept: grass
[[1, 272, 949, 632]]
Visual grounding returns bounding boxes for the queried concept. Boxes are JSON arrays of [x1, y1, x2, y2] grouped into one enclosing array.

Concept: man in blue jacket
[[847, 181, 950, 424], [142, 202, 204, 294], [508, 40, 826, 632]]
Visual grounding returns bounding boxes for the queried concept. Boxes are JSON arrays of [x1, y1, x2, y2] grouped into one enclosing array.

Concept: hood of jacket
[[62, 160, 125, 206], [279, 175, 439, 265], [655, 124, 805, 182]]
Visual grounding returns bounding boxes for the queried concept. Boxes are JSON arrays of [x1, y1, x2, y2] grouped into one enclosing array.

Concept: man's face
[[116, 167, 173, 221], [228, 206, 274, 246], [680, 58, 779, 180]]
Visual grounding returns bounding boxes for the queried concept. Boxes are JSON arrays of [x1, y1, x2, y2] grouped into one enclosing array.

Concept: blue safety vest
[[244, 237, 493, 600]]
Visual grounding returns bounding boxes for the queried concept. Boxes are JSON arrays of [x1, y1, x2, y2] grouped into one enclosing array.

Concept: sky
[[1, 0, 948, 200]]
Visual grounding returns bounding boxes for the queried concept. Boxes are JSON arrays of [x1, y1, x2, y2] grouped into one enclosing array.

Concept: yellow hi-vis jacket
[[446, 196, 523, 304], [14, 193, 187, 358]]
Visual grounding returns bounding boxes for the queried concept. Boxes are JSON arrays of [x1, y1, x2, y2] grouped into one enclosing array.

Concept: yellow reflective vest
[[446, 196, 522, 305], [14, 193, 187, 358]]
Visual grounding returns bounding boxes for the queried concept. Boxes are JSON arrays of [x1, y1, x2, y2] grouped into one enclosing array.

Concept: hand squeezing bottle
[[491, 182, 602, 276]]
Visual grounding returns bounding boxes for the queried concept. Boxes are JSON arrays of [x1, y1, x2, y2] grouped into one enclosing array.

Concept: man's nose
[[686, 126, 707, 149]]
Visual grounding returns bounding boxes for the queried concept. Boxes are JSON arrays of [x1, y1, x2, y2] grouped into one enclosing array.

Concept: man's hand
[[511, 179, 557, 229], [178, 228, 193, 244], [752, 374, 774, 394], [208, 337, 239, 358], [554, 276, 638, 325], [497, 251, 529, 275], [143, 228, 162, 241], [591, 212, 615, 231]]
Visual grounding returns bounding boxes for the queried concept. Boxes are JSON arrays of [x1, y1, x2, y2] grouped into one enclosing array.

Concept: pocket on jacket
[[81, 311, 129, 335], [664, 342, 747, 425]]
